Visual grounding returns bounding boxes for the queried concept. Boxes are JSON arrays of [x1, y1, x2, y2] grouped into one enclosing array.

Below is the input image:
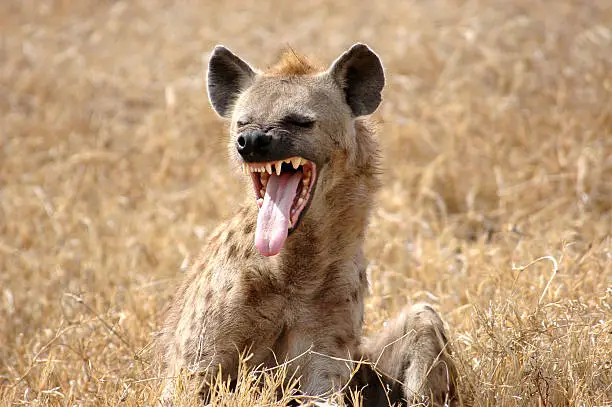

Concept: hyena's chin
[[240, 157, 317, 257]]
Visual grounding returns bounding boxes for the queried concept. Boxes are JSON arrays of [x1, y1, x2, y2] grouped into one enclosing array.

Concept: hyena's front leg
[[281, 325, 359, 401], [161, 349, 240, 406], [160, 278, 287, 405], [359, 304, 457, 406]]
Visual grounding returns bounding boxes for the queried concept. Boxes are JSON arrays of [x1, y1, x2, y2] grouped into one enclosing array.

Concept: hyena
[[159, 43, 456, 406]]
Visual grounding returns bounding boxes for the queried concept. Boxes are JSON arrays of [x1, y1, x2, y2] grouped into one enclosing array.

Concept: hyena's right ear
[[207, 46, 256, 118], [329, 43, 385, 117]]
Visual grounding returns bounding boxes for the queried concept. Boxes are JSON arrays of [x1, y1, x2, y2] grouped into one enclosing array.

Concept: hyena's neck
[[280, 119, 382, 281]]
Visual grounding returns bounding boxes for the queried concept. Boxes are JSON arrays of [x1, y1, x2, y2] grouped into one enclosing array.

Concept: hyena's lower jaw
[[242, 157, 317, 257]]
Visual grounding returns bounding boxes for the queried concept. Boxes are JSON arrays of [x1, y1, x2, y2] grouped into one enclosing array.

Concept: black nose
[[236, 131, 272, 158]]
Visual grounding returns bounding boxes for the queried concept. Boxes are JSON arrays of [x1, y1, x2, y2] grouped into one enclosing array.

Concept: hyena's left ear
[[329, 43, 385, 117], [207, 45, 256, 118]]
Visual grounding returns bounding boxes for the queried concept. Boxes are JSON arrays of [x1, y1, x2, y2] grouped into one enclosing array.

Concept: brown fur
[[356, 304, 458, 406], [265, 49, 322, 76], [159, 45, 456, 406]]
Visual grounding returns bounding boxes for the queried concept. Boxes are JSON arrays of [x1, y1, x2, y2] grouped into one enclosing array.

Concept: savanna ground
[[1, 0, 611, 405]]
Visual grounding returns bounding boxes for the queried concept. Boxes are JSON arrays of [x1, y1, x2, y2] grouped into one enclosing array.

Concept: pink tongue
[[255, 172, 302, 257]]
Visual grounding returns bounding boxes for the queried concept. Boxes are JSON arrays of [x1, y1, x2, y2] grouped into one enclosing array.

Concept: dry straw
[[1, 0, 611, 405]]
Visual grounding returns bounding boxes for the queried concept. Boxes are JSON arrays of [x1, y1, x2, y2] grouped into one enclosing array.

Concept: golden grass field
[[1, 0, 611, 405]]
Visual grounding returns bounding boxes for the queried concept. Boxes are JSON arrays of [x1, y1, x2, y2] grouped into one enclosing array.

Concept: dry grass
[[1, 0, 611, 405]]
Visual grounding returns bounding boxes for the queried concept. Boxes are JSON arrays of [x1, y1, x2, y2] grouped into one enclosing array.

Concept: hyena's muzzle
[[235, 124, 318, 257]]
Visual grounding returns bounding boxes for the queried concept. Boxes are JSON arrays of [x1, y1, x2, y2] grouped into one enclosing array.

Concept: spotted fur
[[158, 44, 456, 406]]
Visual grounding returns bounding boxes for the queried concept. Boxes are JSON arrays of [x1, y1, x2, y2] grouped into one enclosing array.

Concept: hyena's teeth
[[291, 157, 302, 169], [246, 157, 307, 176], [260, 188, 265, 196], [257, 198, 264, 208], [301, 175, 310, 195]]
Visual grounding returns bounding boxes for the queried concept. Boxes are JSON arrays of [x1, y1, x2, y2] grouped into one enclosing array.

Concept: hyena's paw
[[361, 303, 457, 406]]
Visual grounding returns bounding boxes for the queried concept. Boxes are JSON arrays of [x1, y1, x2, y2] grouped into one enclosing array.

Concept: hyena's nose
[[236, 130, 272, 159]]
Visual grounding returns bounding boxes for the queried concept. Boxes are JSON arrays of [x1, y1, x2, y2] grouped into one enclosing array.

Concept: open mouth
[[242, 157, 317, 257]]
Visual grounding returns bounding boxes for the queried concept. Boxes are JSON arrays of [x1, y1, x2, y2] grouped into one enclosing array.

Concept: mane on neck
[[283, 118, 381, 269]]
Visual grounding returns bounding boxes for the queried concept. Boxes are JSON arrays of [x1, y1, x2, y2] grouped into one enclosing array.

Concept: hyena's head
[[207, 44, 384, 257]]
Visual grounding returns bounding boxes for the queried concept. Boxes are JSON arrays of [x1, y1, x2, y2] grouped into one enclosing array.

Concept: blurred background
[[1, 0, 611, 405]]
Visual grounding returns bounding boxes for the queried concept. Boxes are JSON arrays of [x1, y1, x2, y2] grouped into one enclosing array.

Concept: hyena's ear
[[329, 43, 385, 117], [207, 45, 256, 118]]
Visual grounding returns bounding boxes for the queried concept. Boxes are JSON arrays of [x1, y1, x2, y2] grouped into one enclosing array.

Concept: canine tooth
[[275, 162, 282, 176], [243, 163, 249, 175], [291, 157, 302, 169], [265, 163, 272, 174]]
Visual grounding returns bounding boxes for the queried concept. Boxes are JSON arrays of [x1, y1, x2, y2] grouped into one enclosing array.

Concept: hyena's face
[[207, 44, 384, 256]]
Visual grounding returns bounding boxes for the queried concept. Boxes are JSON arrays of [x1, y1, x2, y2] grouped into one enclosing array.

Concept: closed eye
[[282, 115, 315, 129], [236, 121, 250, 128]]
